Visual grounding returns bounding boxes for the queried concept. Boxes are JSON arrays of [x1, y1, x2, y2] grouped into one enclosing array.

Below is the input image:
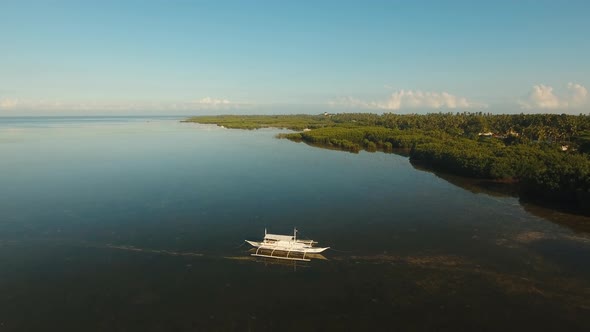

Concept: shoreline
[[184, 113, 590, 217]]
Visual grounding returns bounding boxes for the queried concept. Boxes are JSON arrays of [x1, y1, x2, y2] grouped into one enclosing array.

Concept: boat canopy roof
[[264, 233, 294, 241]]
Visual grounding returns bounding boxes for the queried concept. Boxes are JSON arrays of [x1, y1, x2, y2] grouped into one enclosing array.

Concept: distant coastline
[[184, 113, 590, 215]]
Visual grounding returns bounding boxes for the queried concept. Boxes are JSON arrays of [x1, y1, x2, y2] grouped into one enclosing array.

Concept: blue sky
[[1, 0, 589, 115]]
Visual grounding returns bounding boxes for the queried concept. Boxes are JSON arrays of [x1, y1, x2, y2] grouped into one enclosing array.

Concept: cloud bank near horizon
[[0, 98, 19, 110], [193, 97, 231, 107], [2, 84, 589, 114], [330, 90, 485, 111], [519, 83, 588, 111], [0, 96, 249, 112]]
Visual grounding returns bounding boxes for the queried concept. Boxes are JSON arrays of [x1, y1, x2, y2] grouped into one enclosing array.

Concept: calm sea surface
[[1, 117, 590, 331]]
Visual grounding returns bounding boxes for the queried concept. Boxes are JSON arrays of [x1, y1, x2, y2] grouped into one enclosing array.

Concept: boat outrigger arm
[[245, 228, 329, 262]]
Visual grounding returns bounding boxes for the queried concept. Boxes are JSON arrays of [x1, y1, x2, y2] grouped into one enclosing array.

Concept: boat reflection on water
[[246, 248, 327, 271], [247, 248, 328, 261]]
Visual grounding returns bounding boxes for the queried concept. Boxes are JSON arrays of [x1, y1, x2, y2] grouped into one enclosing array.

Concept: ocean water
[[1, 117, 589, 331]]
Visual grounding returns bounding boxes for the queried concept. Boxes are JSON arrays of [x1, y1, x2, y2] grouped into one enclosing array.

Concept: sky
[[0, 0, 589, 115]]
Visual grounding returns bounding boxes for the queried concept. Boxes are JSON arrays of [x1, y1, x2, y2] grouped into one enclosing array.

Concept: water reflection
[[246, 248, 328, 262], [410, 161, 590, 233], [410, 161, 518, 198], [2, 117, 590, 330], [521, 203, 590, 233]]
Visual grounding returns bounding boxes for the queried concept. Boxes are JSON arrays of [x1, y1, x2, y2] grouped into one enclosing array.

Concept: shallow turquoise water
[[1, 117, 589, 331]]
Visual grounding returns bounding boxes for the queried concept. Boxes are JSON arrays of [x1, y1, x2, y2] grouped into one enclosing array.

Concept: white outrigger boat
[[245, 228, 329, 262]]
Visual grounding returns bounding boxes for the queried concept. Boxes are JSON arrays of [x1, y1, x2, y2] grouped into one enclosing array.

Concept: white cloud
[[519, 82, 588, 110], [567, 82, 588, 107], [330, 90, 481, 110], [0, 98, 18, 109], [186, 97, 254, 111], [328, 96, 373, 109], [194, 97, 231, 106], [0, 96, 250, 112]]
